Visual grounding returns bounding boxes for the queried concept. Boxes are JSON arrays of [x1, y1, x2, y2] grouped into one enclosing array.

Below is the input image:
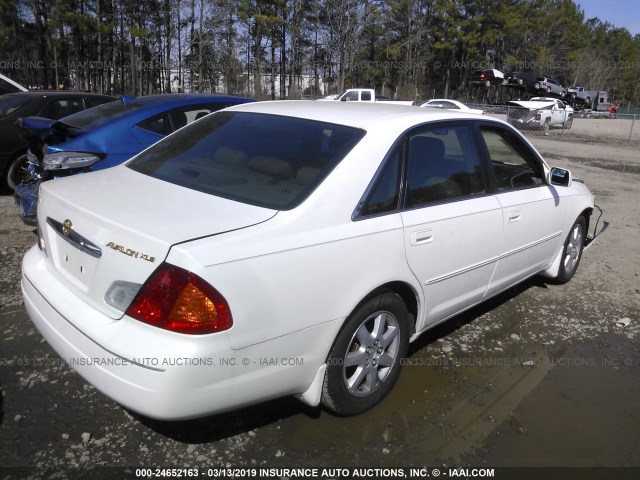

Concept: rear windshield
[[0, 95, 29, 118], [59, 99, 135, 129], [127, 111, 365, 210]]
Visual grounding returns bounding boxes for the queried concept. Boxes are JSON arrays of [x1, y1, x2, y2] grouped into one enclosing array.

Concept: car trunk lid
[[37, 167, 277, 319]]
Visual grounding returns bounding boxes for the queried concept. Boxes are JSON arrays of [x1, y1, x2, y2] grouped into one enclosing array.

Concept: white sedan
[[420, 98, 484, 115], [22, 101, 594, 420]]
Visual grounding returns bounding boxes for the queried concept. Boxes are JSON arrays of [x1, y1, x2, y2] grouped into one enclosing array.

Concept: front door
[[478, 126, 567, 297]]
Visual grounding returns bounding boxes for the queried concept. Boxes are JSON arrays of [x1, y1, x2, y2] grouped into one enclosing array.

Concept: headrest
[[213, 147, 249, 166], [248, 156, 292, 178]]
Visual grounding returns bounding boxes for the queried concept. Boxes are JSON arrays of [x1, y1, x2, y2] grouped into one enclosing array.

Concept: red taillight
[[535, 112, 541, 120], [126, 263, 232, 335]]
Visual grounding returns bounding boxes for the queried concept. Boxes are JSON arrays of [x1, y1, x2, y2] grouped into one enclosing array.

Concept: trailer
[[567, 89, 613, 116]]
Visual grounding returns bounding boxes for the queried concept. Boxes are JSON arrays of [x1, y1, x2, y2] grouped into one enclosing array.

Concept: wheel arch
[[319, 281, 418, 414], [539, 207, 593, 280], [346, 281, 419, 337], [581, 207, 593, 234]]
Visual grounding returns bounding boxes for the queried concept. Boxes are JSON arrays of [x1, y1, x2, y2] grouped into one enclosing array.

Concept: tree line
[[0, 0, 638, 105]]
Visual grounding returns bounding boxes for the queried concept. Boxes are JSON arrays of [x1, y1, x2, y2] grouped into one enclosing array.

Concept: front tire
[[553, 216, 586, 284], [321, 293, 410, 416]]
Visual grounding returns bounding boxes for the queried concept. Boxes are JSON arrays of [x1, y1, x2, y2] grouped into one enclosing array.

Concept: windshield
[[0, 95, 29, 118], [128, 111, 365, 210], [58, 99, 134, 129]]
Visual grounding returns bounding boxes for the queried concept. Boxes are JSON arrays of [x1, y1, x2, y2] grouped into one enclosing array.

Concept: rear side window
[[360, 148, 402, 216], [405, 125, 486, 207], [359, 124, 487, 217], [128, 112, 365, 210], [61, 100, 145, 129], [480, 128, 544, 190]]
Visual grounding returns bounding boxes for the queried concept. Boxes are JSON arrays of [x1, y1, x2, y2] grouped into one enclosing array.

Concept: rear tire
[[3, 153, 29, 193], [321, 293, 410, 416], [564, 115, 573, 129], [553, 216, 586, 284]]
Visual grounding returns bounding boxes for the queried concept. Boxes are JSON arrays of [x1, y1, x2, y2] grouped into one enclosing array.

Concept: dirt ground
[[0, 117, 638, 478]]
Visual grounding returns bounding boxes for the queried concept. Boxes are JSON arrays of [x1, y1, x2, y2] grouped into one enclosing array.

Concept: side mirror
[[549, 167, 572, 187]]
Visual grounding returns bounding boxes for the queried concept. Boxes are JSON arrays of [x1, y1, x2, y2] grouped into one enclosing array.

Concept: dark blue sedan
[[16, 93, 254, 223]]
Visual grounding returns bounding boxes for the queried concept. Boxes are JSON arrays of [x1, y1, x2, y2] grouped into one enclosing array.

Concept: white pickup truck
[[318, 88, 415, 105], [506, 97, 574, 131]]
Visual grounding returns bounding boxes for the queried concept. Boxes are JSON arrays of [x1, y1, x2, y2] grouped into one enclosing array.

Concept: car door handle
[[508, 211, 521, 223], [411, 229, 433, 245]]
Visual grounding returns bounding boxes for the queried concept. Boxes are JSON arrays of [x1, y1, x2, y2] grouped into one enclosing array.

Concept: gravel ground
[[0, 119, 638, 478]]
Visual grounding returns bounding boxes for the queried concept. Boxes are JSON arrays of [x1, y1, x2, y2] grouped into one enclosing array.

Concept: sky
[[576, 0, 640, 36]]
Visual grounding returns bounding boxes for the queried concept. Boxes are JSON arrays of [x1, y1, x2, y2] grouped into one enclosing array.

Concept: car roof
[[119, 93, 252, 106], [54, 93, 254, 132], [226, 101, 496, 130], [6, 91, 114, 99]]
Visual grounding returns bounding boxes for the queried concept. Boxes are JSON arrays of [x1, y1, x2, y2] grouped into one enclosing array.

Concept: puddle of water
[[253, 336, 639, 467], [475, 336, 640, 466]]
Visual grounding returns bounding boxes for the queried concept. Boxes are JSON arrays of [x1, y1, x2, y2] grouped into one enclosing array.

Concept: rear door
[[477, 125, 567, 297], [399, 123, 502, 324]]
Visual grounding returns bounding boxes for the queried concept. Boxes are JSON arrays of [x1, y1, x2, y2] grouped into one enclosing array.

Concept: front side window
[[405, 125, 486, 207], [480, 128, 544, 191], [341, 91, 359, 101], [128, 111, 365, 210]]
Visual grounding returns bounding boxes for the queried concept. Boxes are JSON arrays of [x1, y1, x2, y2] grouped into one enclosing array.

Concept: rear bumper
[[22, 246, 336, 420]]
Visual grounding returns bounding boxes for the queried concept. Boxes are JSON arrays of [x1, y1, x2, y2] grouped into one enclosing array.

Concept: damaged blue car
[[15, 93, 254, 224]]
